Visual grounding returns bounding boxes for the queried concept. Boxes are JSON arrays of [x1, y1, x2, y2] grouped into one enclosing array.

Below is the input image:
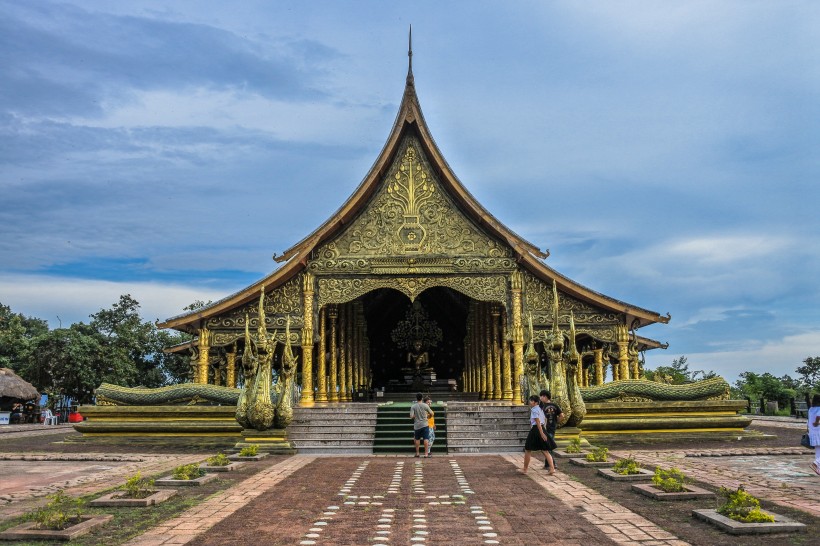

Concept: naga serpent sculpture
[[95, 382, 240, 406], [563, 312, 587, 427], [244, 287, 278, 431], [274, 316, 298, 429], [581, 376, 731, 402]]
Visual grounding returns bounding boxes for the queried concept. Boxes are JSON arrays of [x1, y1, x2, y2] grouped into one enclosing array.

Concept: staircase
[[372, 402, 448, 454], [446, 402, 529, 453], [288, 403, 378, 454]]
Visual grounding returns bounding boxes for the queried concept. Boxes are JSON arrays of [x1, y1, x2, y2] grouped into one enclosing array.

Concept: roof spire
[[406, 25, 414, 87]]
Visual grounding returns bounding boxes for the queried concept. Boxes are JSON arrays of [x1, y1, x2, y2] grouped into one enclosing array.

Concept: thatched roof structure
[[0, 368, 39, 401]]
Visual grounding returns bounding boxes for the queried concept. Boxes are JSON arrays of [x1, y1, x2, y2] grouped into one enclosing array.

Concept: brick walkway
[[125, 456, 313, 545], [502, 453, 690, 546], [119, 454, 694, 546], [615, 447, 820, 518]]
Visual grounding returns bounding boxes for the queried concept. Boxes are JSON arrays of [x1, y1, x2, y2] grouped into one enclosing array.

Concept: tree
[[733, 371, 794, 408], [89, 295, 165, 388], [796, 357, 820, 392], [0, 302, 48, 372]]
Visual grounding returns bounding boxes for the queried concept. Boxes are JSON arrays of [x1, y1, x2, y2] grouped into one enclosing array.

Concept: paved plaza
[[0, 420, 817, 545]]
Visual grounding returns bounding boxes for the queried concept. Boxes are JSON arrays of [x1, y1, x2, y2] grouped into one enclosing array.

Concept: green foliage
[[652, 467, 687, 492], [644, 356, 717, 384], [172, 463, 204, 480], [565, 438, 582, 454], [206, 453, 231, 466], [239, 444, 259, 457], [121, 471, 155, 499], [731, 372, 795, 408], [585, 446, 609, 462], [1, 296, 207, 402], [796, 357, 820, 392], [612, 456, 641, 475], [717, 486, 775, 523], [28, 490, 85, 530]]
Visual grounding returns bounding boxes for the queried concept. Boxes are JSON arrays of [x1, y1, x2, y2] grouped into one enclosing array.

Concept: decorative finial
[[406, 25, 414, 86]]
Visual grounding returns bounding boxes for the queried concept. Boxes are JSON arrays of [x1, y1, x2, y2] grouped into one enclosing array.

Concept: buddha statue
[[407, 340, 432, 372]]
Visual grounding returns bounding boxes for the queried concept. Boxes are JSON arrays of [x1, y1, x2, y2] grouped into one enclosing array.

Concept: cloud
[[0, 274, 229, 327], [0, 1, 338, 120], [645, 330, 820, 383]]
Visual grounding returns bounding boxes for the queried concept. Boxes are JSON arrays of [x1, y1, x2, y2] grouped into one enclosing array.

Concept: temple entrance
[[361, 287, 469, 392]]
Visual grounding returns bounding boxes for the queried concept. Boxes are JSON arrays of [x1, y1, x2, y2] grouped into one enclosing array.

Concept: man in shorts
[[410, 392, 434, 458], [423, 395, 436, 456], [540, 389, 564, 469]]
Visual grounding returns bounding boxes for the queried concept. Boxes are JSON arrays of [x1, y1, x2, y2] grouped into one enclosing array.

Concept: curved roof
[[160, 62, 669, 332]]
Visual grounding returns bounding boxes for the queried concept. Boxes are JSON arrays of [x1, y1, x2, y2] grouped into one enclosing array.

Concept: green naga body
[[95, 383, 240, 406], [581, 376, 731, 402]]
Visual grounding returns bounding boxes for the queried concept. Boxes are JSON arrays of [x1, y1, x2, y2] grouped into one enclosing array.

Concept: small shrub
[[652, 467, 687, 492], [585, 446, 609, 462], [172, 463, 204, 480], [565, 438, 582, 453], [239, 444, 259, 457], [121, 471, 155, 499], [206, 453, 231, 467], [612, 456, 641, 475], [717, 486, 775, 523], [29, 490, 85, 530]]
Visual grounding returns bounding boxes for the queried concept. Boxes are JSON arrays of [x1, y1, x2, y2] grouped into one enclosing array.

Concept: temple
[[156, 42, 671, 404], [77, 40, 751, 448]]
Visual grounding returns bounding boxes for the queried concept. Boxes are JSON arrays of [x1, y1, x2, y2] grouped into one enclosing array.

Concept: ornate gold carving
[[300, 272, 315, 404], [308, 137, 514, 274], [318, 276, 506, 307], [197, 328, 211, 384], [206, 276, 303, 333], [523, 271, 620, 329], [328, 305, 338, 402]]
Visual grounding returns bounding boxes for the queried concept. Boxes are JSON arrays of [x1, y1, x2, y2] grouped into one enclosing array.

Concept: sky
[[1, 1, 818, 384]]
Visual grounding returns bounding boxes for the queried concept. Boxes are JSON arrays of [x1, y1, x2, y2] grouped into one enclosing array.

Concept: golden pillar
[[593, 348, 604, 386], [346, 303, 354, 400], [491, 305, 502, 400], [616, 324, 630, 380], [226, 344, 237, 388], [300, 273, 315, 405], [510, 271, 524, 403], [338, 304, 348, 401], [316, 307, 328, 402], [611, 353, 620, 382], [212, 356, 221, 386], [629, 348, 640, 380], [501, 309, 513, 400], [467, 302, 476, 392], [484, 303, 494, 399], [328, 305, 338, 402], [478, 304, 487, 399], [197, 328, 210, 384]]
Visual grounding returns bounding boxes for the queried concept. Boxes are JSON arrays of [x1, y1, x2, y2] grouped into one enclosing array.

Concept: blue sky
[[1, 1, 818, 383]]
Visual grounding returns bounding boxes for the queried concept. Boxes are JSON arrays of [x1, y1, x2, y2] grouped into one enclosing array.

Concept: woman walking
[[809, 393, 820, 476], [521, 395, 556, 474]]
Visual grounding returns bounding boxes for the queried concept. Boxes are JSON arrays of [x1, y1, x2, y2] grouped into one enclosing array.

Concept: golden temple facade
[[157, 50, 670, 406]]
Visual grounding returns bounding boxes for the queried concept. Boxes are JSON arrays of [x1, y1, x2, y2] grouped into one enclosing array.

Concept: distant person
[[10, 403, 22, 424], [539, 390, 563, 470], [423, 395, 436, 457], [520, 395, 556, 474], [809, 393, 820, 476], [409, 392, 433, 458]]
